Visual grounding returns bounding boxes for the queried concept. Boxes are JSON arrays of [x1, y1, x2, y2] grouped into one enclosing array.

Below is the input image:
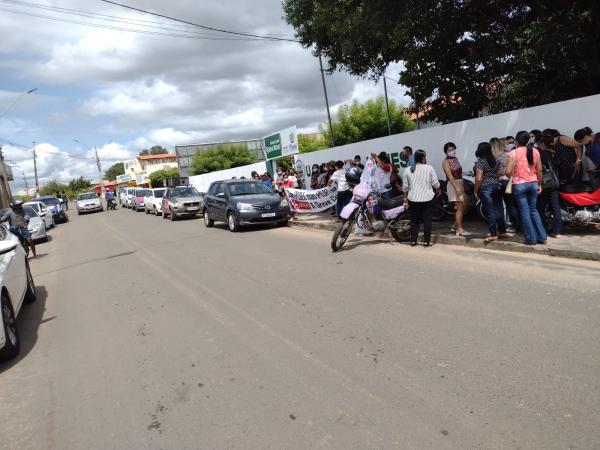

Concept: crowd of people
[[402, 127, 599, 246]]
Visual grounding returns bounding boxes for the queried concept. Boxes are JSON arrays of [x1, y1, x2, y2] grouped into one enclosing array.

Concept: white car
[[124, 187, 137, 209], [0, 224, 37, 360], [23, 206, 48, 242], [144, 188, 166, 215], [118, 188, 128, 207], [76, 192, 103, 215], [24, 201, 55, 229]]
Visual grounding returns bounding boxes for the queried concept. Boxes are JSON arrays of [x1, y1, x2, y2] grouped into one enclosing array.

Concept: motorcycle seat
[[559, 183, 595, 194], [379, 196, 404, 210]]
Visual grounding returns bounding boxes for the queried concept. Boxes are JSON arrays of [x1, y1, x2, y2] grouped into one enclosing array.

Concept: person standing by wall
[[494, 139, 520, 233], [441, 142, 470, 236], [473, 142, 506, 242], [506, 131, 547, 245], [328, 160, 351, 218], [538, 135, 563, 238], [402, 150, 441, 247], [372, 152, 394, 199]]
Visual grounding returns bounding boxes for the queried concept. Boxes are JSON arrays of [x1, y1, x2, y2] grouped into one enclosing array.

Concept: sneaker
[[456, 230, 472, 236]]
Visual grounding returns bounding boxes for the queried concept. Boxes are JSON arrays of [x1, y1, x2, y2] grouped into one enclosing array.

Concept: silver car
[[76, 192, 103, 215], [24, 201, 55, 229], [161, 186, 203, 221], [23, 206, 48, 242]]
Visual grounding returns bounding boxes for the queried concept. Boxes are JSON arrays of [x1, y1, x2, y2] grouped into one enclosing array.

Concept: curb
[[289, 220, 600, 262]]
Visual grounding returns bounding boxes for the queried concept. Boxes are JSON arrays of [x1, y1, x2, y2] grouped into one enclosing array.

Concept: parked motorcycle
[[107, 198, 117, 210], [432, 172, 476, 222], [331, 182, 411, 252], [542, 183, 600, 227]]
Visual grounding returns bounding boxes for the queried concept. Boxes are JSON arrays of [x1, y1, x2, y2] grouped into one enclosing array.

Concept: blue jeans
[[512, 182, 547, 244], [537, 189, 562, 235], [480, 185, 506, 236]]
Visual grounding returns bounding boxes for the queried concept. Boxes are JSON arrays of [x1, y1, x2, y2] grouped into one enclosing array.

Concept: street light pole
[[318, 54, 335, 148], [33, 141, 39, 196], [0, 88, 38, 120]]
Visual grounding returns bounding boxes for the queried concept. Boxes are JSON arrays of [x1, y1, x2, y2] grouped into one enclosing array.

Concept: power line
[[98, 0, 299, 42], [0, 0, 257, 39], [0, 6, 266, 41]]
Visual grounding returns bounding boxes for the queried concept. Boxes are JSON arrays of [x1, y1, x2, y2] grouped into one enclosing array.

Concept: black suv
[[203, 180, 291, 232]]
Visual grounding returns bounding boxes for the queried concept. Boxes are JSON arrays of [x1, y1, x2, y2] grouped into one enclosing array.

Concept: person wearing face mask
[[441, 142, 470, 236], [505, 136, 516, 152]]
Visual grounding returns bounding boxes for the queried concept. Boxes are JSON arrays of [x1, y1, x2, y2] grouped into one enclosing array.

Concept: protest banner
[[284, 185, 338, 213]]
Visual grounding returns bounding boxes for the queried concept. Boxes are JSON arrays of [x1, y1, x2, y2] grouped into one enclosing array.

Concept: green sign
[[264, 133, 283, 159]]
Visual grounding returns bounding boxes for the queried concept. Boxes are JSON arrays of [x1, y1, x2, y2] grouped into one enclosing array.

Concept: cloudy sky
[[0, 0, 408, 191]]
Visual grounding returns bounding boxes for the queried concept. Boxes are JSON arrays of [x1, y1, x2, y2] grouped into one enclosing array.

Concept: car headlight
[[280, 198, 289, 207], [237, 203, 253, 211]]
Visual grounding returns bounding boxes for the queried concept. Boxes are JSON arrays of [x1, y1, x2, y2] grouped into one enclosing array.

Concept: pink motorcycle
[[331, 184, 411, 252]]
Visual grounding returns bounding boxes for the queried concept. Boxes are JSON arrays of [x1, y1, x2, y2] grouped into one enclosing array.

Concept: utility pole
[[318, 54, 335, 148], [383, 77, 392, 136], [23, 170, 29, 198], [0, 145, 10, 207], [33, 141, 39, 196]]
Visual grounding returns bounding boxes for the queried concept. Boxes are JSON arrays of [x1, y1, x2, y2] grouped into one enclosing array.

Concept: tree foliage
[[298, 134, 329, 154], [104, 162, 124, 181], [190, 144, 256, 175], [283, 1, 600, 123], [139, 145, 168, 156], [40, 177, 92, 198], [149, 168, 180, 186], [323, 97, 414, 146]]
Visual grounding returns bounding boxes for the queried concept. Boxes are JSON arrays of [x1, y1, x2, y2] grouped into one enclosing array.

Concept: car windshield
[[78, 193, 97, 200], [154, 189, 165, 197], [39, 197, 60, 206], [228, 182, 273, 196], [172, 187, 199, 197], [23, 206, 38, 219], [136, 190, 146, 196]]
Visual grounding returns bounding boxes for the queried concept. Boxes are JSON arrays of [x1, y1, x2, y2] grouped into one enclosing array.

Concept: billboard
[[263, 126, 298, 160]]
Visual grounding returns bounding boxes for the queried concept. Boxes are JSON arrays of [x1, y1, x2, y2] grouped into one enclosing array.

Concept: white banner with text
[[284, 185, 338, 213]]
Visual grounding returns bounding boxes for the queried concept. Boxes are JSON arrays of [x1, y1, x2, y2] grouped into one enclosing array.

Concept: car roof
[[38, 195, 59, 199]]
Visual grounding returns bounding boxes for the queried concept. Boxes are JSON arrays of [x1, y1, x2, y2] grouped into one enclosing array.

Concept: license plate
[[261, 213, 276, 218], [187, 206, 199, 211]]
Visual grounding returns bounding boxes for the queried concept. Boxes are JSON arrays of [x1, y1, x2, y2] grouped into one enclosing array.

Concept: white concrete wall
[[188, 162, 267, 193], [297, 94, 600, 178]]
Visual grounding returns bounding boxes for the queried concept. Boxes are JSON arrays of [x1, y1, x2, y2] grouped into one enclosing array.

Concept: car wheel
[[154, 207, 158, 216], [0, 294, 20, 360], [227, 212, 239, 232], [170, 209, 177, 221], [162, 209, 167, 219], [24, 261, 36, 304], [203, 210, 214, 227]]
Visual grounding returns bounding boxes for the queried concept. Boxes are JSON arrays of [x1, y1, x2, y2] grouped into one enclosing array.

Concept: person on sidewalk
[[402, 149, 441, 247], [506, 131, 547, 245], [538, 135, 563, 238], [328, 160, 351, 218], [474, 142, 507, 242], [372, 152, 394, 199], [441, 142, 470, 236], [494, 138, 520, 233]]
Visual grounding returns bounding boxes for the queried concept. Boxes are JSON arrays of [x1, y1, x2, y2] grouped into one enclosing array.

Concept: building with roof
[[122, 154, 178, 186], [175, 139, 265, 177]]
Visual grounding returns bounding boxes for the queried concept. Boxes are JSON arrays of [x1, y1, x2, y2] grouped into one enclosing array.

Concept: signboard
[[116, 174, 132, 183], [284, 185, 338, 213], [264, 126, 298, 160]]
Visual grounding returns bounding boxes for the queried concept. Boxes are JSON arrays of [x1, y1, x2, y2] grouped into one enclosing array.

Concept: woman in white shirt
[[402, 149, 441, 246]]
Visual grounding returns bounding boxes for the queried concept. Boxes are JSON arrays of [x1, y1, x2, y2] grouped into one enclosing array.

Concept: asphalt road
[[1, 205, 599, 450]]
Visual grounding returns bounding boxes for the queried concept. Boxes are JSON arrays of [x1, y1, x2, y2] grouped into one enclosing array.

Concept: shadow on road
[[0, 285, 48, 374]]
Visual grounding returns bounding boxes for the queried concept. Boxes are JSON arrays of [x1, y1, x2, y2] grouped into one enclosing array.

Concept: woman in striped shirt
[[402, 150, 441, 246]]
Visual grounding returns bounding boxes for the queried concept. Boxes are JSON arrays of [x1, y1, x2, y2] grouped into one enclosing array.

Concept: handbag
[[541, 164, 559, 190]]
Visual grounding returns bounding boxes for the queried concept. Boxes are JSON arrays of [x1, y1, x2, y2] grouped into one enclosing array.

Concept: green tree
[[298, 134, 329, 154], [149, 168, 180, 186], [104, 162, 125, 181], [68, 177, 92, 192], [40, 180, 68, 196], [323, 97, 414, 146], [190, 144, 256, 175], [139, 145, 168, 156], [283, 1, 600, 123]]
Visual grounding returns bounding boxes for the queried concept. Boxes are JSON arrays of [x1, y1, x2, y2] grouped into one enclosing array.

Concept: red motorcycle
[[555, 183, 600, 225]]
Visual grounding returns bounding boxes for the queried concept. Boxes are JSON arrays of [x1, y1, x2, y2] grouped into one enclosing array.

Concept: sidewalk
[[289, 212, 600, 261]]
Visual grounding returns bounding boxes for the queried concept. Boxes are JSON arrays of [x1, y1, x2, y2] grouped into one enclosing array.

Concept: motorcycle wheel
[[389, 221, 411, 242], [431, 202, 447, 222], [331, 219, 354, 252]]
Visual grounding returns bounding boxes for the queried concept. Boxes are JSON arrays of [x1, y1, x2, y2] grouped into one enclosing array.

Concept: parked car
[[122, 187, 137, 209], [161, 186, 203, 221], [118, 188, 128, 207], [0, 223, 37, 360], [144, 188, 166, 215], [20, 206, 48, 242], [203, 180, 290, 232], [131, 189, 149, 212], [76, 192, 103, 215], [24, 201, 55, 229], [37, 195, 68, 223]]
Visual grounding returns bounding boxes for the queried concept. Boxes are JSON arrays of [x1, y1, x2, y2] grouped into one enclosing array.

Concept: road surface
[[1, 206, 599, 449]]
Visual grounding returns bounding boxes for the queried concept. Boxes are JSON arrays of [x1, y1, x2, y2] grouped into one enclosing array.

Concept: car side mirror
[[217, 192, 226, 198]]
